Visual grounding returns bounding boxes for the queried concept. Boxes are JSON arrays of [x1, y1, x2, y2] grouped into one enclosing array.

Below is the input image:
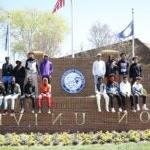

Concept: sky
[[0, 0, 150, 62]]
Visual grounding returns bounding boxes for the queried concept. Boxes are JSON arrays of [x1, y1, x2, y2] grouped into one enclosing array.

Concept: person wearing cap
[[119, 76, 133, 112], [40, 54, 53, 83], [92, 53, 106, 91], [132, 77, 149, 111], [129, 56, 142, 85], [2, 57, 13, 90], [117, 53, 129, 78], [105, 55, 118, 82], [95, 77, 109, 112], [106, 74, 123, 112], [20, 77, 36, 114], [25, 52, 39, 96], [13, 60, 26, 95]]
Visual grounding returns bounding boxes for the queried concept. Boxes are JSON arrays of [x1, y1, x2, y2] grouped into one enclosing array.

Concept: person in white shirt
[[25, 52, 39, 96], [92, 53, 106, 91], [95, 77, 109, 112], [119, 76, 133, 112], [132, 77, 149, 111]]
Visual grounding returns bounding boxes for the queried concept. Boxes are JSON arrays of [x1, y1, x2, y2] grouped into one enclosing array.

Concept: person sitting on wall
[[132, 77, 149, 111], [37, 77, 52, 114], [92, 53, 106, 91], [0, 82, 6, 113], [20, 77, 36, 114], [129, 56, 142, 85], [106, 74, 123, 113], [40, 54, 53, 83], [119, 76, 133, 113], [3, 77, 21, 115], [2, 57, 13, 91], [105, 55, 118, 82], [95, 77, 109, 112], [117, 53, 129, 80]]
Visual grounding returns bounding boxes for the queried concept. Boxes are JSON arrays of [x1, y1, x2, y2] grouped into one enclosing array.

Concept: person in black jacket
[[0, 82, 5, 112], [105, 55, 118, 81], [2, 57, 13, 90], [20, 77, 36, 113], [117, 53, 129, 78], [129, 56, 142, 85], [13, 60, 26, 95]]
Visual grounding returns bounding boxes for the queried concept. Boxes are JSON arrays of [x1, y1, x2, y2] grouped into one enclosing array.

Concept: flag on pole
[[5, 24, 9, 51], [52, 0, 65, 13], [117, 20, 134, 39]]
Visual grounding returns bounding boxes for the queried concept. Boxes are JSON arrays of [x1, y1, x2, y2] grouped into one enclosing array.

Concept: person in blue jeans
[[2, 57, 13, 91], [106, 74, 122, 113]]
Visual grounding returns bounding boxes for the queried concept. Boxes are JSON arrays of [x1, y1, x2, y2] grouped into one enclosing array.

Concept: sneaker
[[10, 113, 15, 117], [137, 104, 140, 111], [142, 105, 149, 111], [20, 108, 24, 114], [124, 110, 127, 113], [47, 109, 51, 114], [98, 109, 101, 112], [31, 110, 35, 114], [132, 109, 136, 113], [106, 108, 109, 112], [119, 108, 122, 112], [111, 108, 115, 113], [38, 109, 42, 114]]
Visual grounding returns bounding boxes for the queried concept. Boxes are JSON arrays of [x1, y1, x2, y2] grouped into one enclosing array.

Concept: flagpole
[[7, 14, 10, 58], [70, 0, 74, 58], [132, 8, 135, 57]]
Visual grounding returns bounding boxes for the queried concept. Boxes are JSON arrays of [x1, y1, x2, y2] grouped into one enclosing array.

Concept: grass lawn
[[0, 143, 150, 150]]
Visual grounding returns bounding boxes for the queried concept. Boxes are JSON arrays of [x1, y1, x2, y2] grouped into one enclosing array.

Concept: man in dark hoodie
[[129, 56, 142, 85], [13, 60, 26, 95], [20, 77, 35, 113], [117, 53, 129, 79], [0, 82, 5, 112]]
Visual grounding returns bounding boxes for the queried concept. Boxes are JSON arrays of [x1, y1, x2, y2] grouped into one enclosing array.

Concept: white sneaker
[[111, 108, 116, 113], [47, 109, 51, 114], [132, 109, 136, 113], [137, 104, 140, 111], [106, 108, 109, 112], [119, 108, 122, 112], [20, 108, 24, 114], [124, 110, 127, 113], [31, 110, 35, 113], [38, 109, 42, 114], [142, 104, 149, 111]]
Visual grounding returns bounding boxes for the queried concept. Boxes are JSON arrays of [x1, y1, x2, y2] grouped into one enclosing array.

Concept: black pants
[[108, 94, 122, 108], [20, 95, 35, 110], [121, 95, 133, 110], [134, 95, 146, 105]]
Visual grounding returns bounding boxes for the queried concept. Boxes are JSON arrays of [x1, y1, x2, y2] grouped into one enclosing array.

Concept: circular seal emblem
[[61, 69, 86, 94]]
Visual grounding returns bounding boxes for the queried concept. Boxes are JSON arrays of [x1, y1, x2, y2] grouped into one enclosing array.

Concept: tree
[[0, 9, 68, 57], [88, 21, 117, 48]]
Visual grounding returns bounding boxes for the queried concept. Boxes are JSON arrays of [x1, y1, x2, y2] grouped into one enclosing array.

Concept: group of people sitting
[[93, 52, 149, 113], [0, 52, 53, 115]]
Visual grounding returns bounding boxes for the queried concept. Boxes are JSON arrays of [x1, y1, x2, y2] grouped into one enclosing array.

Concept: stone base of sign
[[0, 96, 150, 133]]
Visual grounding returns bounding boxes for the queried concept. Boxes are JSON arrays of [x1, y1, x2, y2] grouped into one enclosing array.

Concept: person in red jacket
[[37, 77, 52, 114]]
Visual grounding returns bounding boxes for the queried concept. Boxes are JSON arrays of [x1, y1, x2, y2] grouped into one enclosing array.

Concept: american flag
[[52, 0, 65, 13]]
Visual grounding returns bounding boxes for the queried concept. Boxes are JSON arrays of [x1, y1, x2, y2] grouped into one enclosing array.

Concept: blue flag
[[118, 20, 134, 39]]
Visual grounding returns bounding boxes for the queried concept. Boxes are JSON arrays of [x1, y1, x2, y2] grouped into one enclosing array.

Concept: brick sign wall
[[0, 58, 150, 133]]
